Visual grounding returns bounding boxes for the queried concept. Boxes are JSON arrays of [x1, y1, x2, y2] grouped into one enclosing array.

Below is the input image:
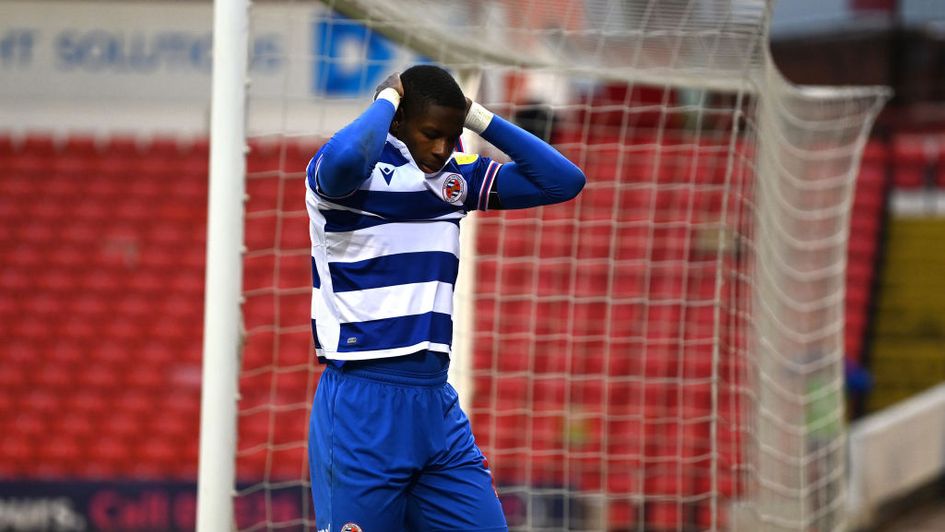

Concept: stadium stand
[[0, 131, 906, 525]]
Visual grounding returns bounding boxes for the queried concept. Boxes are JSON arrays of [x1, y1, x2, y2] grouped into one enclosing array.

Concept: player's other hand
[[375, 72, 404, 100]]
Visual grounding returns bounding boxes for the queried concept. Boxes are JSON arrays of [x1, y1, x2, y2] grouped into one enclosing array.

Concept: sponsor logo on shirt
[[453, 153, 479, 165], [377, 163, 397, 184], [341, 524, 363, 532]]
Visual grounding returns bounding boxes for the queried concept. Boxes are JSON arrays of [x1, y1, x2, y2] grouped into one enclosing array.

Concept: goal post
[[197, 0, 250, 530], [199, 1, 890, 530]]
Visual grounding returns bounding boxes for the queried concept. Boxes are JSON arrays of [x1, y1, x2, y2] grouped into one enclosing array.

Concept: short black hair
[[400, 64, 466, 116]]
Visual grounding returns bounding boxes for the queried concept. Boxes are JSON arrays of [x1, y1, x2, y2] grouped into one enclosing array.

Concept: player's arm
[[309, 74, 403, 198], [465, 100, 585, 209]]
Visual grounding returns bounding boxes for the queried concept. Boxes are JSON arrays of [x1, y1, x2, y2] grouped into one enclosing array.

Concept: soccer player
[[305, 64, 585, 531]]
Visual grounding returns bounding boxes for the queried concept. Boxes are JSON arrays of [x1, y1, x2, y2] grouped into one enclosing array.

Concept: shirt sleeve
[[452, 153, 502, 212], [479, 115, 585, 209], [305, 98, 397, 199], [306, 145, 355, 202]]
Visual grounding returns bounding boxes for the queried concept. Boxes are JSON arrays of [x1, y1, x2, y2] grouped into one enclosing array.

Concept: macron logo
[[378, 163, 396, 185]]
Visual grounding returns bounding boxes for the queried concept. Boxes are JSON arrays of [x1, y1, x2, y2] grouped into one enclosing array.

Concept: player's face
[[394, 104, 466, 174]]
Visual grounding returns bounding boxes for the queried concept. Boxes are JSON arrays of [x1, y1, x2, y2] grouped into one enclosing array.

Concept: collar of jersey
[[386, 133, 446, 179]]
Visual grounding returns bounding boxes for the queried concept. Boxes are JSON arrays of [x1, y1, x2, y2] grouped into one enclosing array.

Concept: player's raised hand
[[375, 72, 404, 100]]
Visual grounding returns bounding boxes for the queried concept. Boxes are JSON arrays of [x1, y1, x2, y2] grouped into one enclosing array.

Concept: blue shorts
[[309, 364, 507, 532]]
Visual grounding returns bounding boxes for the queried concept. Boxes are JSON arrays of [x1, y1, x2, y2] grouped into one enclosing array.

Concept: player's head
[[391, 64, 467, 174]]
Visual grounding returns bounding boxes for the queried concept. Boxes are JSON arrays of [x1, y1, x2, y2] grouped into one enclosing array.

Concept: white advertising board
[[0, 1, 417, 136]]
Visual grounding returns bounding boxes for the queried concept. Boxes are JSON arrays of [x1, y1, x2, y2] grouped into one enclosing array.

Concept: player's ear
[[390, 107, 404, 135]]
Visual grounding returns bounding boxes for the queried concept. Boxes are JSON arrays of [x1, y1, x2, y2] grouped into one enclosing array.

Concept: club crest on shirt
[[341, 524, 362, 532], [442, 173, 466, 204]]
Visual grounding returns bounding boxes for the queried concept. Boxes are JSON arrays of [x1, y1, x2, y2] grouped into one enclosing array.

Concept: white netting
[[230, 1, 887, 530]]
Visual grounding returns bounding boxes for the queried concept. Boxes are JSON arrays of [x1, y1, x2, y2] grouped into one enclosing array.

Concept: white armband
[[464, 101, 494, 135], [375, 87, 401, 108]]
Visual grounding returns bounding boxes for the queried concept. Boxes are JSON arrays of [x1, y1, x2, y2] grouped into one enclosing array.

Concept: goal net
[[229, 0, 888, 530]]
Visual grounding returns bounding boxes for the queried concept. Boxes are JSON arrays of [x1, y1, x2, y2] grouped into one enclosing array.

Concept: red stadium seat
[[0, 121, 883, 506], [139, 437, 180, 466], [10, 412, 47, 439], [607, 499, 638, 529], [0, 437, 35, 476], [32, 364, 73, 390], [246, 176, 282, 214], [21, 134, 59, 156], [41, 438, 85, 471], [58, 413, 96, 441], [129, 460, 167, 479], [695, 500, 728, 529], [0, 134, 17, 156], [269, 446, 308, 480], [647, 501, 683, 530], [531, 378, 566, 412], [237, 450, 269, 479]]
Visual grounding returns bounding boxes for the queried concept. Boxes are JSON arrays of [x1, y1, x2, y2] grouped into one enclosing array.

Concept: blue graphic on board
[[313, 14, 395, 96]]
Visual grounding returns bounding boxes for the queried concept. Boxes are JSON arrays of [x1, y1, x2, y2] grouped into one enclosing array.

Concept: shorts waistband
[[327, 363, 449, 387]]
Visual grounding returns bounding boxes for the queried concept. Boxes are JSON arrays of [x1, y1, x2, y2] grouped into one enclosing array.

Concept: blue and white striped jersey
[[305, 134, 501, 360]]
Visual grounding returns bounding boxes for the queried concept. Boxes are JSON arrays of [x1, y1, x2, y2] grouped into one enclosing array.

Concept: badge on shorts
[[442, 173, 466, 204], [341, 524, 362, 532]]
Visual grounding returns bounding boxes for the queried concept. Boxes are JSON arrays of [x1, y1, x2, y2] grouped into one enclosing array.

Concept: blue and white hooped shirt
[[305, 134, 501, 360]]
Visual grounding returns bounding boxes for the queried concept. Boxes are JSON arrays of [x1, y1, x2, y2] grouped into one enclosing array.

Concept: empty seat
[[607, 499, 639, 529], [646, 501, 683, 530]]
